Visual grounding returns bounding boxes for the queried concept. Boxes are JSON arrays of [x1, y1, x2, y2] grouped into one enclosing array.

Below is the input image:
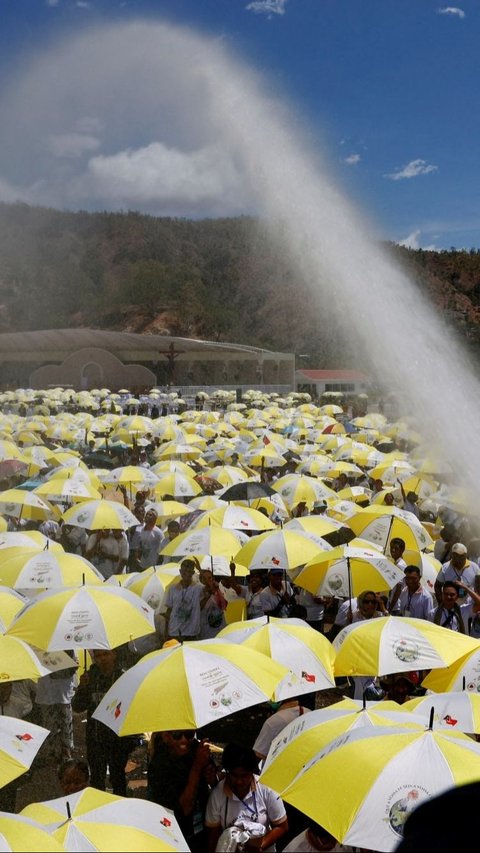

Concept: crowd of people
[[1, 385, 479, 851]]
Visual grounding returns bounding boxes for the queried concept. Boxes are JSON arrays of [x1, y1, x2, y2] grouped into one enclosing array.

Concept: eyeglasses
[[170, 730, 196, 740]]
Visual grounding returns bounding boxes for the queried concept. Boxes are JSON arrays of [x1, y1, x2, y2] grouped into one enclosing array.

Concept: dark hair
[[442, 580, 460, 595], [404, 565, 421, 576], [222, 743, 259, 774], [390, 537, 406, 549], [58, 758, 90, 782]]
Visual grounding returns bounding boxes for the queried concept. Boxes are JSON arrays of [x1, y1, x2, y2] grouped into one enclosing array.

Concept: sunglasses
[[362, 599, 377, 605], [170, 730, 196, 740]]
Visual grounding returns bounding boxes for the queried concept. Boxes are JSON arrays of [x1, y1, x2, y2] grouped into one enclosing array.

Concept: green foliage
[[0, 204, 479, 369]]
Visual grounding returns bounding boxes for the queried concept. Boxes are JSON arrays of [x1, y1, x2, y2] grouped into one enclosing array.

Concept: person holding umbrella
[[71, 648, 137, 795]]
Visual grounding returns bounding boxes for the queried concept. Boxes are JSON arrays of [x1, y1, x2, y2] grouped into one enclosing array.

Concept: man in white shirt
[[130, 508, 164, 570], [398, 567, 434, 620], [435, 542, 480, 605], [259, 569, 294, 618], [253, 698, 311, 761]]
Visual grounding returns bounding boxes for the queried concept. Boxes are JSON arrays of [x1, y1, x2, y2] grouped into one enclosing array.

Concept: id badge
[[404, 609, 411, 617]]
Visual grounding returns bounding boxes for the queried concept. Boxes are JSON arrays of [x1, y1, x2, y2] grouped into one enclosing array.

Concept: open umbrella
[[333, 616, 478, 677], [272, 474, 336, 510], [294, 545, 405, 600], [61, 500, 138, 531], [92, 639, 290, 734], [0, 489, 55, 522], [159, 527, 248, 559], [260, 699, 426, 793], [0, 636, 76, 682], [21, 787, 189, 852], [233, 529, 324, 572], [0, 550, 103, 591], [265, 723, 480, 851], [190, 505, 276, 532], [422, 644, 480, 694], [0, 586, 27, 631], [220, 481, 276, 502], [0, 813, 63, 852], [347, 505, 433, 552], [6, 585, 155, 651], [218, 616, 336, 699], [404, 691, 480, 733], [0, 715, 50, 788]]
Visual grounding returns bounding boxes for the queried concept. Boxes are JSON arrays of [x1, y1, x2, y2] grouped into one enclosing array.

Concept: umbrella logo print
[[442, 714, 458, 726], [386, 787, 425, 837], [392, 638, 420, 664]]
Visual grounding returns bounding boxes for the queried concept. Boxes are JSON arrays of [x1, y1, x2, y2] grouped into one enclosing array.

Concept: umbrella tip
[[428, 706, 434, 730], [66, 801, 72, 820]]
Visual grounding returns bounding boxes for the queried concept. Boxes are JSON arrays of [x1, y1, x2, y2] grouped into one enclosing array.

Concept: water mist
[[1, 20, 478, 495]]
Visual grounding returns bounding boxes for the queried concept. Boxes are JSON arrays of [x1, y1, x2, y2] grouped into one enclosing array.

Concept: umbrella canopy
[[152, 473, 202, 499], [92, 639, 290, 734], [190, 505, 276, 532], [422, 644, 480, 693], [0, 814, 63, 852], [233, 529, 324, 572], [0, 550, 103, 591], [220, 481, 276, 502], [0, 714, 50, 788], [272, 474, 336, 510], [218, 616, 336, 699], [260, 700, 426, 792], [404, 691, 480, 733], [159, 527, 248, 559], [0, 489, 55, 521], [21, 787, 189, 852], [6, 585, 155, 651], [33, 480, 102, 504], [347, 506, 433, 552], [0, 636, 76, 682], [266, 724, 480, 851], [294, 545, 405, 599], [333, 617, 478, 677], [125, 568, 166, 611], [61, 500, 138, 531], [0, 586, 27, 632]]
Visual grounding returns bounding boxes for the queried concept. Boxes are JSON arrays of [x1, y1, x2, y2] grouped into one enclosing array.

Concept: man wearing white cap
[[434, 543, 480, 605]]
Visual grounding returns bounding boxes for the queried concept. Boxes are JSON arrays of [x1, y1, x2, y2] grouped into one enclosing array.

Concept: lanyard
[[224, 790, 258, 826]]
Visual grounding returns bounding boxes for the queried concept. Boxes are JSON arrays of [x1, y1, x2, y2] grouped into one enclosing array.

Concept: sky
[[0, 0, 478, 250]]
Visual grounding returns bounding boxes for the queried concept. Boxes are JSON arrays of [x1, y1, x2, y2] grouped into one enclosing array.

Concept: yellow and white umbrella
[[218, 616, 336, 699], [260, 699, 425, 792], [6, 585, 155, 651], [266, 723, 480, 851], [33, 480, 102, 504], [152, 473, 202, 499], [0, 714, 50, 788], [92, 639, 290, 734], [295, 544, 405, 600], [125, 568, 166, 611], [21, 788, 189, 852], [333, 617, 478, 677], [0, 550, 103, 591], [422, 645, 480, 694], [272, 474, 336, 509], [61, 500, 138, 531], [234, 529, 324, 572], [198, 555, 249, 577], [347, 505, 433, 552], [190, 505, 276, 532], [143, 500, 192, 521], [0, 489, 55, 522], [0, 635, 76, 682], [404, 691, 480, 733], [159, 527, 247, 559], [0, 813, 63, 852], [0, 586, 26, 631]]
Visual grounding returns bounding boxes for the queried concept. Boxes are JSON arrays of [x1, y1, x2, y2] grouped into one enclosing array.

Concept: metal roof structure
[[0, 328, 286, 361]]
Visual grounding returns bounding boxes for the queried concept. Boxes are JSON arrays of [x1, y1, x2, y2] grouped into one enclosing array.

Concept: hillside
[[1, 203, 480, 368]]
